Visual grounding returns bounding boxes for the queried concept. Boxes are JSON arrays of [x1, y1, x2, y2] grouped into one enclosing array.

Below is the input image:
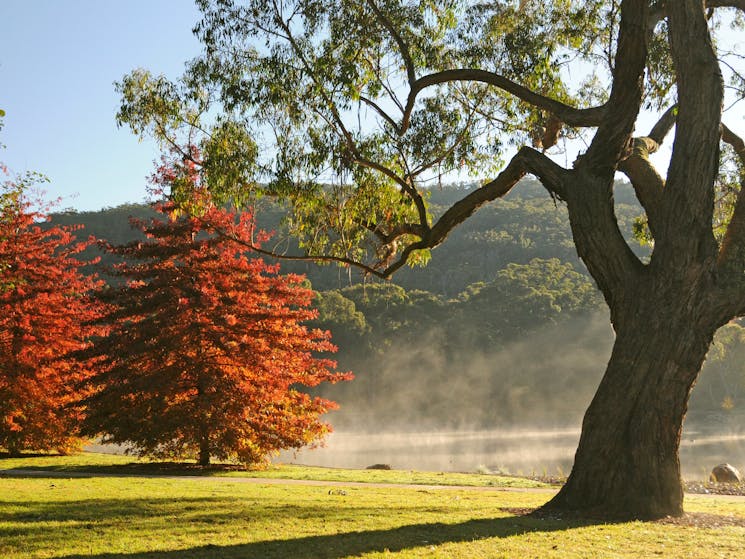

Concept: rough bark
[[544, 282, 720, 519], [542, 0, 727, 518]]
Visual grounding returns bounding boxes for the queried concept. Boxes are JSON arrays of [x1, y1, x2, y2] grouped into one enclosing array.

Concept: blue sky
[[1, 3, 743, 212], [1, 1, 202, 211]]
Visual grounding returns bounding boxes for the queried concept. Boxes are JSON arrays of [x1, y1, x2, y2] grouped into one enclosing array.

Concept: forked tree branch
[[210, 147, 570, 280], [617, 105, 677, 237], [365, 0, 417, 87], [649, 0, 745, 28], [423, 147, 569, 250]]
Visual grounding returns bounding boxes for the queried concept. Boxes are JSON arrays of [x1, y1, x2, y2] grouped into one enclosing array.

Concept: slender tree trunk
[[544, 292, 718, 519], [198, 437, 211, 467], [6, 440, 22, 458], [196, 370, 211, 467]]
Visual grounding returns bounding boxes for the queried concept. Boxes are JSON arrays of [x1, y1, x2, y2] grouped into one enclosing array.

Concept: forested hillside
[[51, 181, 744, 430]]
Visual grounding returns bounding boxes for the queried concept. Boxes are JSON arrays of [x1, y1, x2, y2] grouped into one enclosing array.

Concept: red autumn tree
[[82, 203, 352, 466], [0, 184, 103, 455]]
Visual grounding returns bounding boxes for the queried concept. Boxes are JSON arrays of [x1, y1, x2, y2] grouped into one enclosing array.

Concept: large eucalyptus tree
[[117, 0, 745, 518]]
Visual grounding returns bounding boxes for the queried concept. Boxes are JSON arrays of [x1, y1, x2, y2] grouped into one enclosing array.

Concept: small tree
[[82, 202, 351, 466], [0, 184, 103, 455]]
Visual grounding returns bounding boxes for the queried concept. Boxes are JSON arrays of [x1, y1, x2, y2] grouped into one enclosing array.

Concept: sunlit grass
[[0, 452, 549, 488], [1, 453, 744, 558]]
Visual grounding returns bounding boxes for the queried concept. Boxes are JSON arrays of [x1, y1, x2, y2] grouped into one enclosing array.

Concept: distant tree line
[[50, 181, 745, 430]]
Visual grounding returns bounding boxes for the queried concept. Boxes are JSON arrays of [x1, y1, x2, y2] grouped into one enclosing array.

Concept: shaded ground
[[3, 466, 744, 530], [501, 507, 745, 527]]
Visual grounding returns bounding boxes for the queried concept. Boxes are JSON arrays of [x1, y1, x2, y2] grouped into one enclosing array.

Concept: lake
[[278, 425, 745, 480]]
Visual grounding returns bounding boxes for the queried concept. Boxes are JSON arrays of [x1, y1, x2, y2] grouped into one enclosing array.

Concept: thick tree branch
[[648, 104, 678, 145], [618, 139, 665, 232], [649, 0, 745, 28], [582, 0, 648, 175], [216, 148, 570, 280], [424, 147, 569, 250], [399, 69, 607, 135], [658, 0, 723, 267], [542, 0, 651, 309]]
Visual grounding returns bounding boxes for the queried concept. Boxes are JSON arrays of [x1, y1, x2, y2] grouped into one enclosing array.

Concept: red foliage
[[82, 203, 351, 466], [0, 194, 104, 455]]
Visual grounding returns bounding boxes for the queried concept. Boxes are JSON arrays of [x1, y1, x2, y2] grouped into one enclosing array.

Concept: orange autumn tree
[[0, 183, 103, 455], [82, 202, 351, 466]]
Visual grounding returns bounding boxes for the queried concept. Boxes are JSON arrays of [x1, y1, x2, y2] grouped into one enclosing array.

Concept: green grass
[[1, 453, 744, 558], [0, 452, 549, 488]]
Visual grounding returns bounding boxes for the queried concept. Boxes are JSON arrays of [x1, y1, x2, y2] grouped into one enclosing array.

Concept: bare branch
[[648, 104, 678, 145], [722, 123, 745, 154], [366, 0, 416, 86], [399, 69, 607, 136], [359, 95, 399, 130], [617, 106, 677, 236]]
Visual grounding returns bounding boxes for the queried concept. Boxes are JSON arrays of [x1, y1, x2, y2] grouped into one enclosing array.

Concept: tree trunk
[[198, 437, 211, 467], [196, 368, 211, 467], [544, 296, 718, 519]]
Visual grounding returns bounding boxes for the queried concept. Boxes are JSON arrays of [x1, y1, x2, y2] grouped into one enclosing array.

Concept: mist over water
[[282, 312, 745, 480], [279, 425, 745, 480]]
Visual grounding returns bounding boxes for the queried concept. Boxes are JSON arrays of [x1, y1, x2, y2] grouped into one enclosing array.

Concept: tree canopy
[[0, 185, 103, 455], [82, 203, 351, 466], [117, 1, 744, 281]]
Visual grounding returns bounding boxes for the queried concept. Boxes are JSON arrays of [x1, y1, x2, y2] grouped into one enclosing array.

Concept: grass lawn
[[1, 453, 744, 558], [0, 453, 548, 488]]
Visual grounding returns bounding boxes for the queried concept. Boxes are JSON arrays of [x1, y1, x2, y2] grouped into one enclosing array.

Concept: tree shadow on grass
[[54, 513, 602, 559], [0, 461, 242, 477]]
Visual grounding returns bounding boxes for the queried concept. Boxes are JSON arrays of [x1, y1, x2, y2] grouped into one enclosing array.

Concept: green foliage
[[312, 290, 369, 334], [113, 1, 645, 272], [460, 258, 601, 321]]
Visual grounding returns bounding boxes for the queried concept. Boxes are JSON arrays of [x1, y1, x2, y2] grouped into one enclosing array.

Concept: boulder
[[710, 463, 742, 483], [366, 463, 392, 470]]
